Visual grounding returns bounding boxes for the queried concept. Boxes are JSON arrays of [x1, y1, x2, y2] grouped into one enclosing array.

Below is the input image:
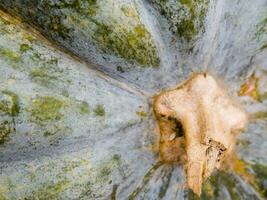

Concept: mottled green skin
[[255, 17, 267, 50], [0, 0, 160, 67], [188, 172, 244, 200], [16, 154, 122, 200], [0, 0, 266, 199], [201, 171, 251, 200], [187, 165, 267, 200], [252, 164, 267, 198], [128, 162, 163, 200], [255, 18, 267, 41], [0, 15, 74, 141], [151, 0, 210, 42], [26, 180, 70, 200]]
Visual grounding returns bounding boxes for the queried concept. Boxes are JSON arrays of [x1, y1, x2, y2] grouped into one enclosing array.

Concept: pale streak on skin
[[154, 73, 247, 196]]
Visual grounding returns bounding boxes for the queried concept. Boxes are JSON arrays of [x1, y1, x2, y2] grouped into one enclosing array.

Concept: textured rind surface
[[0, 0, 266, 199]]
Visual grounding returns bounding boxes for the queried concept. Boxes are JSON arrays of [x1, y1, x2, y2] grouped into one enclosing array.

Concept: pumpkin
[[0, 0, 266, 199]]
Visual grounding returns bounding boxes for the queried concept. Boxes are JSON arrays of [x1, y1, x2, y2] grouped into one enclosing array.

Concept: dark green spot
[[116, 66, 125, 73], [80, 101, 89, 114], [20, 43, 32, 52], [93, 104, 105, 116]]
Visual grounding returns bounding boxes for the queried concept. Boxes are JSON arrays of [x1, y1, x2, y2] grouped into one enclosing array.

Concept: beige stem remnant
[[154, 73, 247, 196]]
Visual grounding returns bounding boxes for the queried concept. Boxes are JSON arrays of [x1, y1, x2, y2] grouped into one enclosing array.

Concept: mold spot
[[30, 67, 58, 87], [0, 90, 19, 116], [94, 22, 160, 67], [79, 101, 89, 114], [151, 0, 210, 42], [30, 96, 64, 123], [136, 111, 147, 117], [0, 121, 13, 143], [0, 46, 21, 66], [28, 180, 70, 200], [93, 104, 105, 116], [20, 43, 32, 52], [29, 56, 63, 87], [116, 65, 125, 73]]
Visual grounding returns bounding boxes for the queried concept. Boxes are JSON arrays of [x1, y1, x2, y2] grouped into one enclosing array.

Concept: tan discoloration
[[239, 73, 260, 101], [154, 73, 247, 196]]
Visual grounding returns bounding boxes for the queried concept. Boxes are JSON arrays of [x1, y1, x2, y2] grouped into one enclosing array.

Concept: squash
[[0, 0, 266, 199]]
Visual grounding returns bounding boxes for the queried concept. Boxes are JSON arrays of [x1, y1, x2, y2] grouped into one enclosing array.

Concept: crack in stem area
[[153, 73, 248, 196]]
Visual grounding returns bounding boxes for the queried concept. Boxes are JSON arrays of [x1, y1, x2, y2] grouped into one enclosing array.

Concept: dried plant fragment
[[154, 73, 247, 196]]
